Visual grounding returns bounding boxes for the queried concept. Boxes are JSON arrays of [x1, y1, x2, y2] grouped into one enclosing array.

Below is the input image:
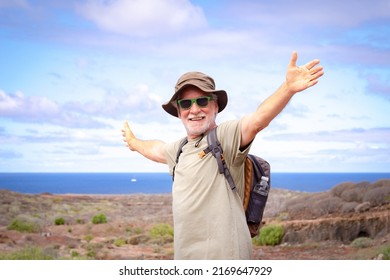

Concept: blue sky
[[0, 0, 389, 173]]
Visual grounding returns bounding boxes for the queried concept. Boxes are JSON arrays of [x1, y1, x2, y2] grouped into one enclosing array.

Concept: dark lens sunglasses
[[177, 96, 212, 110]]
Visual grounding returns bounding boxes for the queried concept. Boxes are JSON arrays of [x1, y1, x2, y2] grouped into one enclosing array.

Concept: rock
[[282, 204, 390, 243], [375, 253, 384, 260], [355, 202, 371, 213]]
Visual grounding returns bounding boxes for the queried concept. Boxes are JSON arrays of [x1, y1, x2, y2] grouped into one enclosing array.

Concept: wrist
[[281, 81, 296, 96], [127, 137, 138, 151]]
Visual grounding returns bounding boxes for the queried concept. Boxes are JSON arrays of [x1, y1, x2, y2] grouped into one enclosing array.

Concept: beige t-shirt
[[165, 119, 252, 259]]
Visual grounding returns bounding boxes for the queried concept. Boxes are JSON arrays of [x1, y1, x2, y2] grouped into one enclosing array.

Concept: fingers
[[312, 66, 324, 78], [310, 68, 324, 82], [289, 49, 321, 71], [123, 120, 130, 130], [288, 50, 298, 68], [122, 121, 129, 143], [121, 120, 136, 148], [300, 55, 324, 82], [304, 59, 321, 71]]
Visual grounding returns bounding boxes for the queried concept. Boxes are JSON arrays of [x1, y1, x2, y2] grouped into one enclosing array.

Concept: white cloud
[[0, 85, 170, 128], [0, 90, 109, 128], [265, 127, 390, 143], [0, 0, 389, 173], [76, 0, 207, 37], [0, 90, 60, 118]]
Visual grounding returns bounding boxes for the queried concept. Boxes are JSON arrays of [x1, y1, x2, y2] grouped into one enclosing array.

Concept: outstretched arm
[[241, 51, 324, 148], [122, 121, 167, 164]]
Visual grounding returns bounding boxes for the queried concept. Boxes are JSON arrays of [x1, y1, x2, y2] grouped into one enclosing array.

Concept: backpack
[[174, 127, 271, 238]]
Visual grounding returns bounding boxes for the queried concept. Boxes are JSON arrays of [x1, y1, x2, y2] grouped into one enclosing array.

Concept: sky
[[0, 0, 389, 173]]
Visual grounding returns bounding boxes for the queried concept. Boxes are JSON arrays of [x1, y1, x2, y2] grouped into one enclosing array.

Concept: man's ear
[[214, 101, 219, 113]]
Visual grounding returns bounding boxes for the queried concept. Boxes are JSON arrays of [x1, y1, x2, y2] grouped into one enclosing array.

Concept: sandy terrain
[[0, 188, 389, 260]]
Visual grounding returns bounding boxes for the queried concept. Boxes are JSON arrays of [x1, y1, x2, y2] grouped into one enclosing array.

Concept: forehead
[[178, 86, 208, 99]]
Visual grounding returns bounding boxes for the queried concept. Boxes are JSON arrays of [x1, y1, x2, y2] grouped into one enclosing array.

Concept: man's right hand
[[122, 121, 137, 151]]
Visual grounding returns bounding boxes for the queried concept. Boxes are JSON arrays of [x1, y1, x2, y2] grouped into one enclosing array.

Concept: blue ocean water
[[0, 172, 389, 195]]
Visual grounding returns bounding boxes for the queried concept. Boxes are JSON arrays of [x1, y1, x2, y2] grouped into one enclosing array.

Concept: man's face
[[177, 86, 218, 139]]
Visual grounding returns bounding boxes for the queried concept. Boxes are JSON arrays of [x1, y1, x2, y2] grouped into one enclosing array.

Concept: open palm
[[286, 51, 324, 94]]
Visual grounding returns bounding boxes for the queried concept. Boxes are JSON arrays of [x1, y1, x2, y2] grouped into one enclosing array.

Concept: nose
[[189, 102, 201, 113]]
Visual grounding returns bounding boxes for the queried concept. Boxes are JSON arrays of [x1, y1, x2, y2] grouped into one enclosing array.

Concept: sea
[[0, 172, 389, 195]]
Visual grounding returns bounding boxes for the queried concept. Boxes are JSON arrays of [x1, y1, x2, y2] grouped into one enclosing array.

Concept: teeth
[[190, 116, 204, 121]]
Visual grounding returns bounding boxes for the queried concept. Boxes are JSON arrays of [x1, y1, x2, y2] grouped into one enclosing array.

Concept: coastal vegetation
[[253, 224, 285, 246], [92, 213, 107, 224], [0, 179, 389, 260]]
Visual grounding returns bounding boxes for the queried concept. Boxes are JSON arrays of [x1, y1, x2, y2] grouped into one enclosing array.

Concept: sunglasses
[[177, 96, 213, 110]]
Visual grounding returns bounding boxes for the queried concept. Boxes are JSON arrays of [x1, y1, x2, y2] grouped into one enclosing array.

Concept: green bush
[[92, 213, 107, 224], [7, 218, 40, 233], [148, 223, 174, 246], [0, 246, 54, 260], [148, 223, 174, 238], [83, 235, 94, 243], [379, 245, 390, 260], [253, 224, 284, 246], [71, 251, 80, 258], [114, 238, 126, 247], [54, 217, 65, 225], [350, 237, 373, 248]]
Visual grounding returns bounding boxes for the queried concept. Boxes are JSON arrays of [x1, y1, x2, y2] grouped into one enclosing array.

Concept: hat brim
[[162, 86, 228, 118]]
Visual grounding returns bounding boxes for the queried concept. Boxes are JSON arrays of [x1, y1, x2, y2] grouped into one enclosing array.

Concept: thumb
[[123, 121, 135, 138], [288, 51, 298, 68], [123, 120, 130, 130]]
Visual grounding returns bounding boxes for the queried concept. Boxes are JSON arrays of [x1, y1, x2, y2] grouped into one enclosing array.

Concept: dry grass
[[1, 179, 390, 260]]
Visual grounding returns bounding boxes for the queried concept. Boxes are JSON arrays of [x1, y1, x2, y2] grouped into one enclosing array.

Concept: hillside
[[0, 179, 389, 260]]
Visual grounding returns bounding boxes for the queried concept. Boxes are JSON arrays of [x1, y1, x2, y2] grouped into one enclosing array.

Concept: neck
[[187, 123, 217, 140]]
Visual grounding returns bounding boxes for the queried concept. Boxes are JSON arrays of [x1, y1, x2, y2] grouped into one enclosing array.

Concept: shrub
[[71, 251, 80, 258], [0, 246, 54, 260], [284, 194, 312, 218], [126, 226, 143, 235], [340, 201, 359, 213], [54, 217, 65, 225], [312, 196, 342, 216], [114, 238, 126, 247], [350, 237, 373, 248], [253, 224, 284, 246], [7, 218, 40, 233], [92, 213, 107, 224], [330, 182, 370, 203], [330, 182, 355, 198], [363, 186, 390, 206], [379, 245, 390, 260], [370, 179, 390, 189], [148, 223, 174, 239], [148, 223, 174, 245], [76, 218, 85, 224], [83, 235, 94, 243]]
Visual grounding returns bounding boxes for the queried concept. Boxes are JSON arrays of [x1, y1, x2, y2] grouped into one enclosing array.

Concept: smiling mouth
[[189, 116, 205, 121]]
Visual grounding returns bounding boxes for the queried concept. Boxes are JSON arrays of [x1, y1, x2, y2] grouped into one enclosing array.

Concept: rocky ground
[[0, 184, 389, 260]]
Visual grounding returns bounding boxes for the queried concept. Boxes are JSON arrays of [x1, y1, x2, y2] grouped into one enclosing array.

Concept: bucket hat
[[162, 71, 228, 117]]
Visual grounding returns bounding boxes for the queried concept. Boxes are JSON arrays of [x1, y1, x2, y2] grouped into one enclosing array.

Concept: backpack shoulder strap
[[172, 137, 188, 181], [175, 137, 188, 164], [204, 127, 237, 192]]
